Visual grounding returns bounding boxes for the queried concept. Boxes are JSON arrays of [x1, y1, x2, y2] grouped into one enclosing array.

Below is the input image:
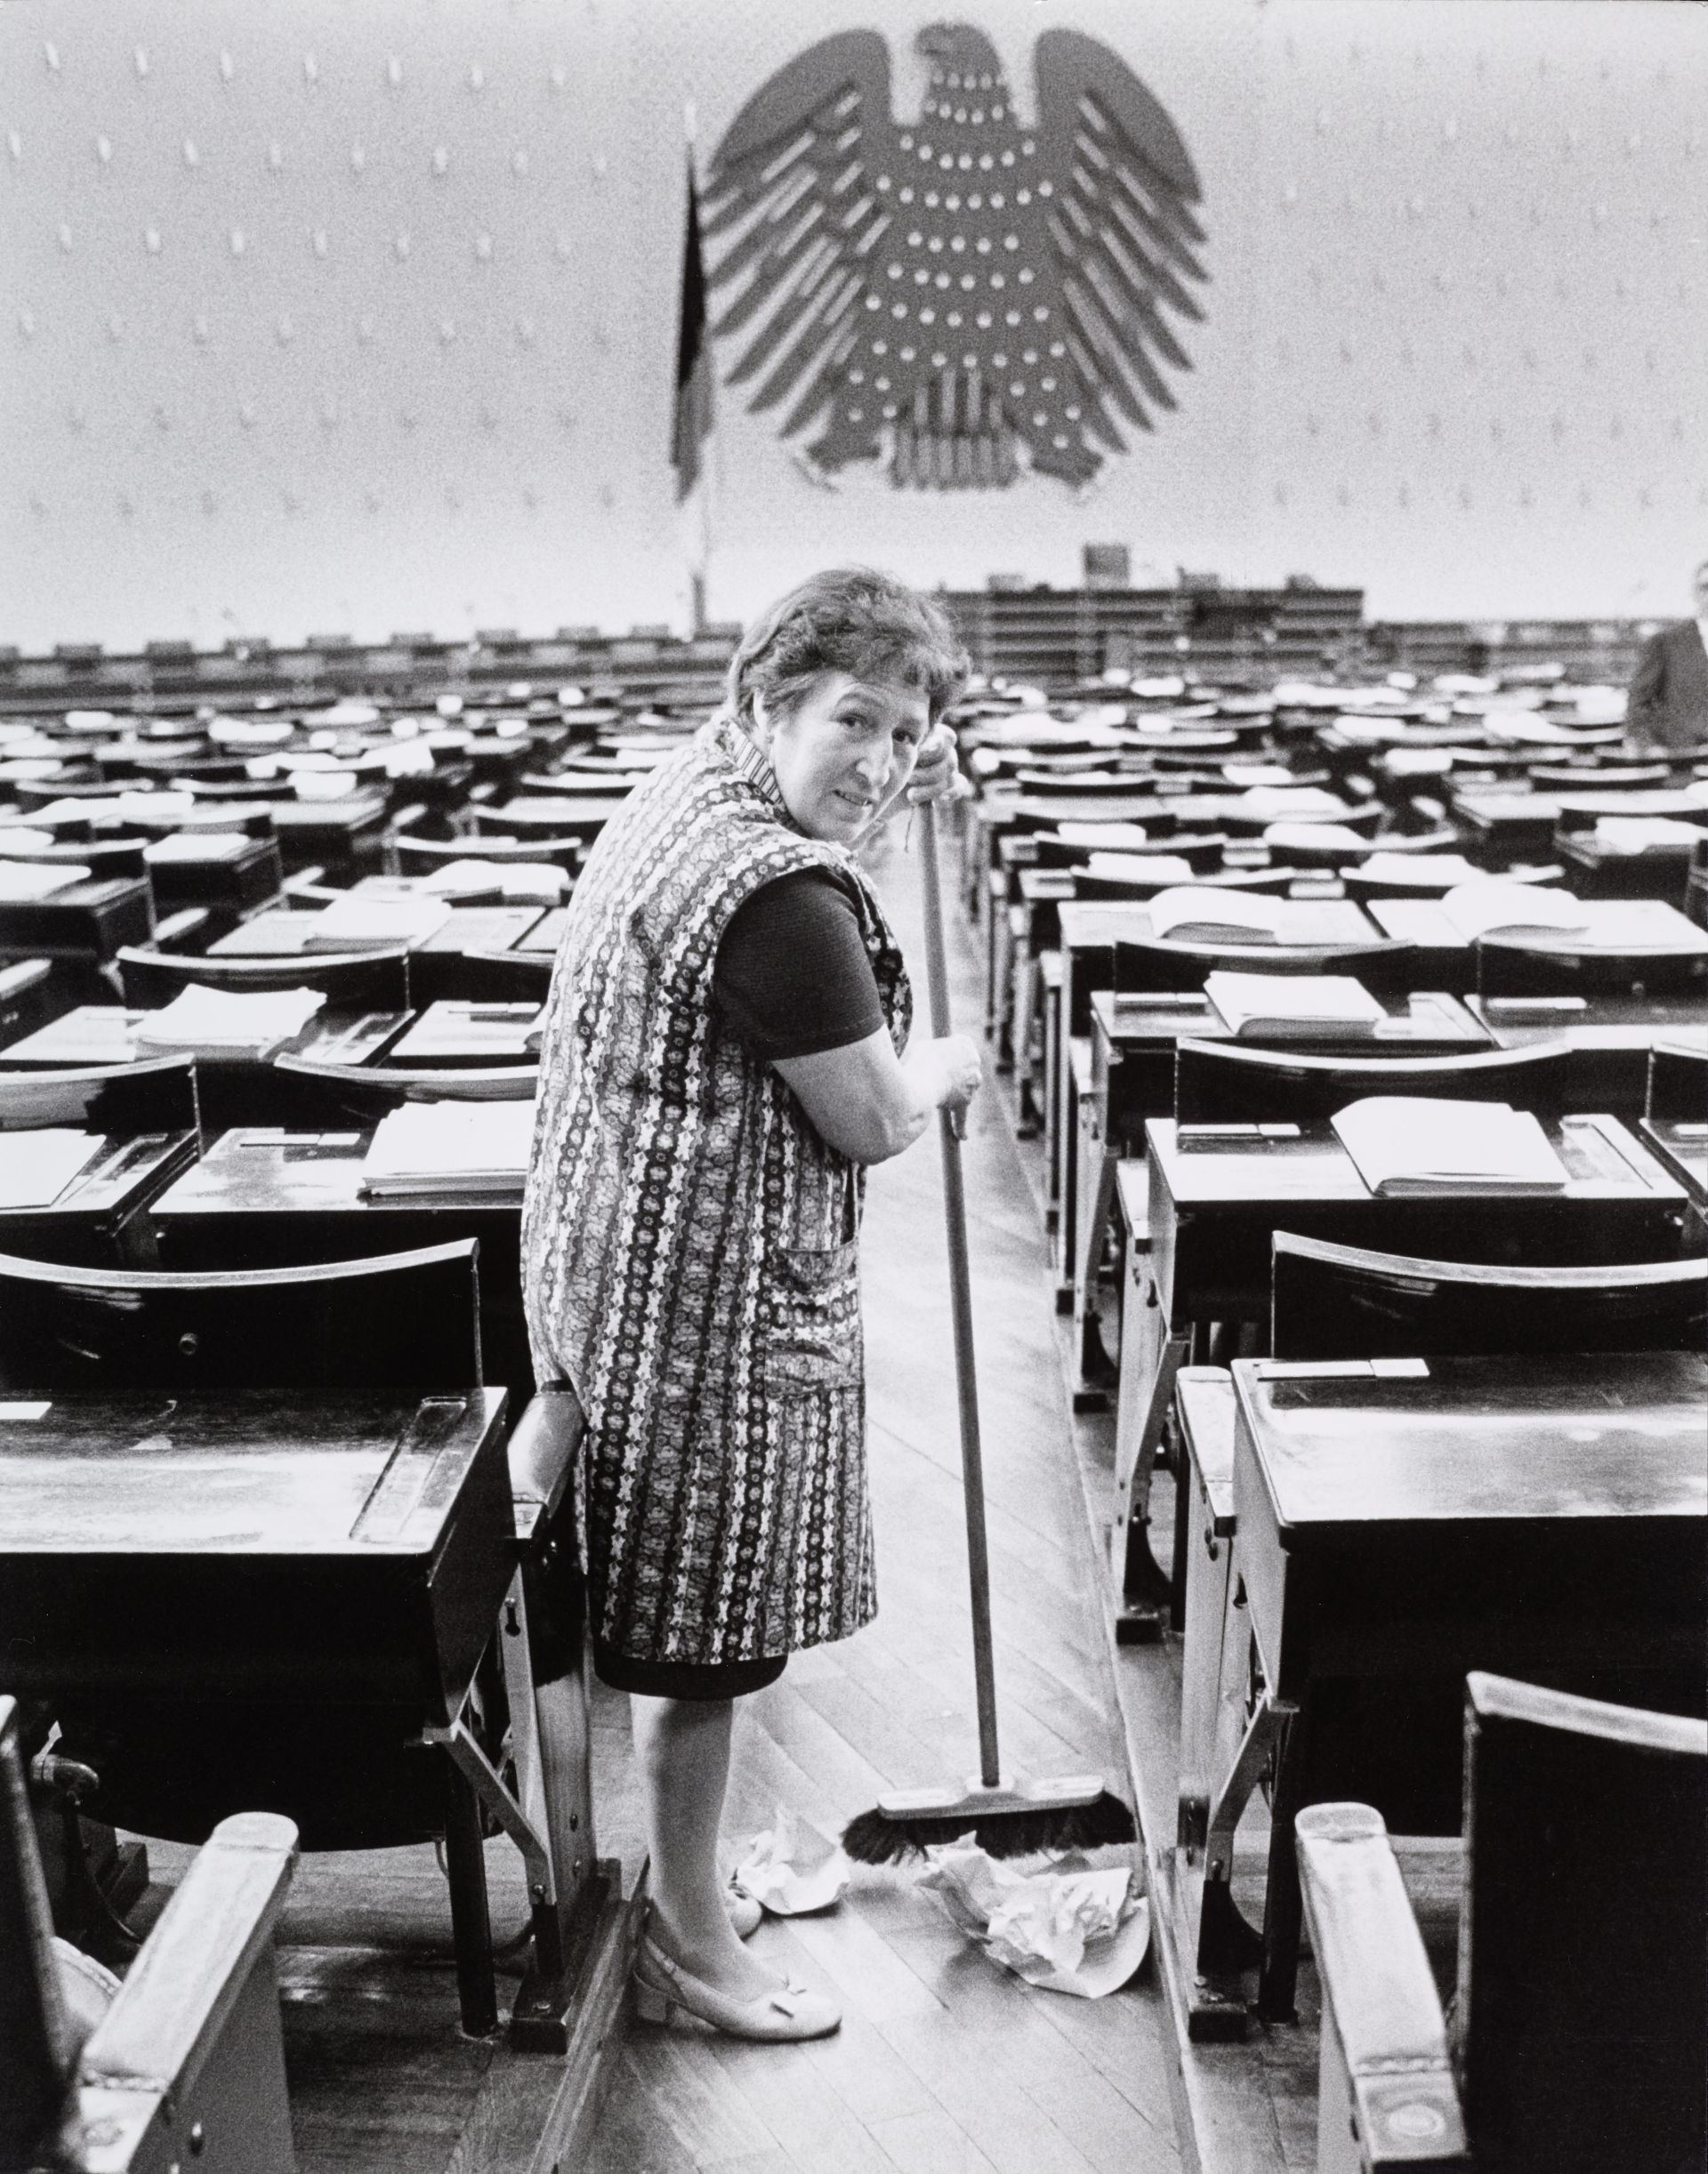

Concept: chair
[[116, 944, 411, 1012], [1116, 936, 1415, 1000], [1174, 1040, 1576, 1124], [1269, 1233, 1707, 1359], [1476, 931, 1708, 998], [270, 1052, 536, 1125], [1298, 1675, 1706, 2174], [0, 1055, 198, 1139], [394, 832, 582, 879], [0, 1697, 298, 2174], [0, 1236, 482, 1393], [1648, 1035, 1707, 1119]]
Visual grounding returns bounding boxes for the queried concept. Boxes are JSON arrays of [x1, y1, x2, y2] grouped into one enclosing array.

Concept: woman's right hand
[[930, 1034, 983, 1112]]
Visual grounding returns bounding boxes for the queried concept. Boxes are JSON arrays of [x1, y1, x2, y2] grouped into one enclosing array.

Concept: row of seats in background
[[945, 664, 1706, 2174]]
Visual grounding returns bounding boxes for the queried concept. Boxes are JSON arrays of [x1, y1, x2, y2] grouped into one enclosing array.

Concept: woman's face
[[753, 672, 931, 845]]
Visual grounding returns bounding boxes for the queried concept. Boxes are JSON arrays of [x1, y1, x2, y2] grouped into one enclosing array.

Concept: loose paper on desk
[[134, 984, 325, 1059], [0, 1129, 107, 1211], [1594, 817, 1708, 855], [1052, 821, 1153, 852], [918, 1839, 1150, 1999], [1235, 785, 1349, 819], [732, 1807, 850, 1917], [1330, 1097, 1569, 1196], [1440, 881, 1590, 943], [1262, 820, 1369, 853], [1150, 887, 1285, 944], [305, 893, 454, 948], [1205, 971, 1385, 1039], [1356, 851, 1482, 890], [0, 860, 90, 900]]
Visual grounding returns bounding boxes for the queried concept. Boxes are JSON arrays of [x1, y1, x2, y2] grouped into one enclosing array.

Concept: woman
[[522, 568, 981, 2041]]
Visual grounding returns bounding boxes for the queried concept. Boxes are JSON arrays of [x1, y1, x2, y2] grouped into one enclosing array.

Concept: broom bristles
[[842, 1791, 1136, 1865]]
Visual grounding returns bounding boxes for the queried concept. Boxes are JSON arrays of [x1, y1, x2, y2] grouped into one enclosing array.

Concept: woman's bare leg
[[630, 1694, 775, 1999]]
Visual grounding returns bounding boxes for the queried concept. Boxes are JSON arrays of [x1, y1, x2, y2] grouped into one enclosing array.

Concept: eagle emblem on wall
[[704, 23, 1207, 490]]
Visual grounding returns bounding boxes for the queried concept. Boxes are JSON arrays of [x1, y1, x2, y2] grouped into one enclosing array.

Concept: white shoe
[[631, 1934, 841, 2041]]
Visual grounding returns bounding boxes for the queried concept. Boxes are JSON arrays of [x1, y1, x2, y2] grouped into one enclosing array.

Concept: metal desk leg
[[1115, 1327, 1188, 1642], [441, 1756, 498, 2038]]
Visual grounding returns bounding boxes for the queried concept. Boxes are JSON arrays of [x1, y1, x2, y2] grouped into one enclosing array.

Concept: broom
[[842, 799, 1136, 1864]]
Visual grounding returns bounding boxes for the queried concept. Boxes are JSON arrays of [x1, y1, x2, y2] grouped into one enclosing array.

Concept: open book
[[359, 1099, 537, 1198], [414, 858, 569, 904], [302, 894, 455, 950], [1439, 881, 1591, 943], [1204, 972, 1385, 1040], [133, 984, 325, 1059], [1083, 853, 1195, 890], [1355, 852, 1482, 890], [1330, 1097, 1568, 1196], [1149, 888, 1288, 944], [0, 1129, 108, 1211]]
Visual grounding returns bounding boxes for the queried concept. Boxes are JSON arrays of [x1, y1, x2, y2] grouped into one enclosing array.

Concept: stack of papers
[[133, 984, 325, 1059], [0, 1130, 108, 1211], [1150, 888, 1288, 944], [1205, 972, 1386, 1040], [1330, 1098, 1568, 1196], [302, 894, 454, 950], [359, 1099, 537, 1198], [414, 858, 569, 904], [1439, 882, 1591, 942], [0, 860, 91, 900]]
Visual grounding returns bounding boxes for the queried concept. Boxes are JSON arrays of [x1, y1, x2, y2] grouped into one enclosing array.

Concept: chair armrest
[[151, 908, 212, 953], [508, 1385, 585, 1546], [1296, 1803, 1470, 2170], [79, 1813, 296, 2143]]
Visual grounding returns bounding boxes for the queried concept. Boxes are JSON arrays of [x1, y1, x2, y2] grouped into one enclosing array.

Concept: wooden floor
[[583, 827, 1183, 2174]]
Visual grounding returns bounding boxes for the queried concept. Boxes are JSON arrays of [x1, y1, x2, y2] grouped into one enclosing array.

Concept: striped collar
[[723, 716, 790, 818]]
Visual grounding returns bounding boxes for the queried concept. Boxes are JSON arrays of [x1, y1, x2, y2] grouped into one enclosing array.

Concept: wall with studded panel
[[1, 0, 1701, 650]]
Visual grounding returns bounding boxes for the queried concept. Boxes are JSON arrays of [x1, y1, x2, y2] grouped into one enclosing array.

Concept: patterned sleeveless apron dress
[[521, 714, 911, 1669]]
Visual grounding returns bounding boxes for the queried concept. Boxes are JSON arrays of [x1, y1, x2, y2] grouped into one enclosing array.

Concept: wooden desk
[[1112, 1115, 1696, 1641], [1470, 991, 1708, 1114], [1161, 1352, 1708, 2028], [0, 1128, 196, 1266], [150, 1128, 534, 1395], [0, 877, 154, 963], [1640, 1116, 1708, 1208]]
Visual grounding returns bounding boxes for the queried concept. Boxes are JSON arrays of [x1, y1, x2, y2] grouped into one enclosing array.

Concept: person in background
[[1626, 559, 1708, 752], [522, 568, 979, 2043]]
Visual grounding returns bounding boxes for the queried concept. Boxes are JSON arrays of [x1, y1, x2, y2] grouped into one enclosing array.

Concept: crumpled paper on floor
[[917, 1838, 1150, 1999], [733, 1806, 850, 1916]]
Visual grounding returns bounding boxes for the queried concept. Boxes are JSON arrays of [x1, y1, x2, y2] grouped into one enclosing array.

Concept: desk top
[[151, 1126, 526, 1220], [0, 1129, 193, 1226], [1639, 1116, 1708, 1206], [0, 1386, 507, 1557], [0, 1004, 407, 1070], [1233, 1352, 1707, 1530], [1470, 993, 1708, 1054], [1092, 987, 1488, 1054], [514, 906, 568, 954], [1374, 898, 1708, 958], [1146, 1112, 1679, 1207]]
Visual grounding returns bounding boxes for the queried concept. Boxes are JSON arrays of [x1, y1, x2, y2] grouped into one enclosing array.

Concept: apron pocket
[[762, 1240, 863, 1392]]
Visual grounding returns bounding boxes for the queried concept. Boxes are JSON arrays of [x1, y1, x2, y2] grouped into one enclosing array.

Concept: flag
[[670, 155, 713, 506]]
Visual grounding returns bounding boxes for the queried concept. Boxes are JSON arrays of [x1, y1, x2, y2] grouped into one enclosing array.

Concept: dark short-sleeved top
[[713, 866, 886, 1059]]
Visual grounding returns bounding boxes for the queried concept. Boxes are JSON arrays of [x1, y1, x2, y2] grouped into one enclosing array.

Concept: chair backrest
[[0, 1238, 482, 1392], [394, 833, 582, 877], [1456, 1672, 1707, 2174], [116, 944, 410, 1011], [0, 1056, 198, 1138], [1476, 933, 1708, 998], [1270, 1231, 1707, 1358], [1648, 1037, 1707, 1120], [1176, 1039, 1576, 1124], [1116, 936, 1413, 996], [0, 1696, 72, 2169], [270, 1052, 536, 1125]]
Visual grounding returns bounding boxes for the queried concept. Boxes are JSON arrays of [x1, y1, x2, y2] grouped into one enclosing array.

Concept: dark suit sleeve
[[1626, 629, 1668, 745]]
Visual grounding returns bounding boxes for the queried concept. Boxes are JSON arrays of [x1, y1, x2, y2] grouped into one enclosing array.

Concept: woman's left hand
[[904, 723, 969, 806]]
